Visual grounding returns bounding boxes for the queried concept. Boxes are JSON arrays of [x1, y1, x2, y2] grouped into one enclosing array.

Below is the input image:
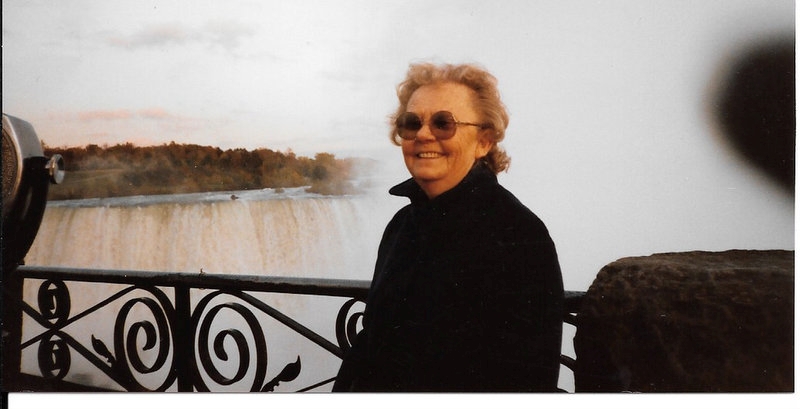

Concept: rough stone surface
[[574, 250, 794, 392]]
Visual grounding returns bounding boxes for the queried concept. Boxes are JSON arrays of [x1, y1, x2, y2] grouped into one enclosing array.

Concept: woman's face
[[401, 83, 492, 199]]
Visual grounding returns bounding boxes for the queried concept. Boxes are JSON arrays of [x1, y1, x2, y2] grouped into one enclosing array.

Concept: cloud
[[201, 20, 255, 49], [76, 108, 180, 122], [106, 20, 254, 50], [107, 24, 187, 48], [77, 110, 134, 121], [39, 107, 206, 148], [138, 108, 173, 120]]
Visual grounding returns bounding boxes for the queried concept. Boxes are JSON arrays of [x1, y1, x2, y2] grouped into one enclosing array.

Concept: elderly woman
[[334, 63, 564, 392]]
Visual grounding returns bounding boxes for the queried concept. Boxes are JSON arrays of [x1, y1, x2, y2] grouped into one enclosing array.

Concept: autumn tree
[[44, 142, 361, 200]]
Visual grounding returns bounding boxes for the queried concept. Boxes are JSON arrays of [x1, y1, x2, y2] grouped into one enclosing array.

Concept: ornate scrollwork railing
[[3, 266, 369, 392], [3, 266, 582, 392]]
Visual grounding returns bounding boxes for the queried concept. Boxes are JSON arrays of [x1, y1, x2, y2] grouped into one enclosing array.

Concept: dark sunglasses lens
[[397, 113, 422, 140], [396, 111, 458, 140], [431, 111, 456, 139]]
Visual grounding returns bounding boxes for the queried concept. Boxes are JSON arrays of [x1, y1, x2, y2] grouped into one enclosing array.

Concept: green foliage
[[43, 142, 360, 200]]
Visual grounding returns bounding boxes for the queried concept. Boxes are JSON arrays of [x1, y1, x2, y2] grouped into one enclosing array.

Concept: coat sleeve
[[332, 327, 369, 391], [476, 216, 565, 391], [333, 210, 406, 392]]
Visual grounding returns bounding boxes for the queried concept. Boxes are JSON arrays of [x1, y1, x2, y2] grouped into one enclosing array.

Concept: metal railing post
[[173, 285, 194, 391], [1, 271, 25, 391]]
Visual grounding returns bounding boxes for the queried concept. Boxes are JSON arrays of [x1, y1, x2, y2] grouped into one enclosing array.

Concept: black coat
[[334, 163, 564, 392]]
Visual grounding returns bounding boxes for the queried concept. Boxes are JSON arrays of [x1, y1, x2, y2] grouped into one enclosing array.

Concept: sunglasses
[[395, 111, 486, 141]]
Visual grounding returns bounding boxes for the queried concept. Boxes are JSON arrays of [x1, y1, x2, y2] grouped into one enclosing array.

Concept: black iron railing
[[1, 265, 583, 392]]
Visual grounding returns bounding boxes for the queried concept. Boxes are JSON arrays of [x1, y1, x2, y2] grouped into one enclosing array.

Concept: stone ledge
[[574, 250, 794, 392]]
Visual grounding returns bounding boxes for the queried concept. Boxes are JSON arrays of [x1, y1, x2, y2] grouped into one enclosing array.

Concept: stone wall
[[573, 250, 794, 392]]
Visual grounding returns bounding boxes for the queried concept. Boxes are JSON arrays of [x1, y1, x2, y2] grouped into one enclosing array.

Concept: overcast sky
[[2, 0, 795, 290]]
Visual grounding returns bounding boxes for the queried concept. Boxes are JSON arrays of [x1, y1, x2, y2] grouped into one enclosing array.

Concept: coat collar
[[389, 162, 498, 207]]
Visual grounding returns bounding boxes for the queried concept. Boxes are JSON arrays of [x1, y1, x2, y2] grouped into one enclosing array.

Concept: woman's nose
[[415, 122, 437, 142]]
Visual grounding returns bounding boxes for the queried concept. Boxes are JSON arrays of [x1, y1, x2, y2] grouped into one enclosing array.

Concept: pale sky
[[2, 0, 795, 290]]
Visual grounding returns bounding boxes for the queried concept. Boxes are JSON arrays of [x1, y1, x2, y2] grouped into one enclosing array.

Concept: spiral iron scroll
[[33, 280, 178, 390], [335, 298, 365, 355], [113, 289, 176, 390], [191, 290, 304, 392], [92, 286, 177, 391], [36, 280, 71, 380]]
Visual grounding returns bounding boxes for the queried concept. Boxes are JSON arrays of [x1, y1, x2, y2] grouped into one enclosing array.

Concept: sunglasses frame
[[395, 111, 486, 141]]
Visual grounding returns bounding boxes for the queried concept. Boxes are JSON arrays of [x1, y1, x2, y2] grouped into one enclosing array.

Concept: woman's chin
[[409, 167, 445, 183]]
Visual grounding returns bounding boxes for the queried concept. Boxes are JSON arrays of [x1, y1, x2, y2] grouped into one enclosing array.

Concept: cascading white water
[[27, 187, 402, 280]]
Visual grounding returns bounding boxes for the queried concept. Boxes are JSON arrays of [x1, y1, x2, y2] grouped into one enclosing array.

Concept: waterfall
[[26, 188, 402, 280]]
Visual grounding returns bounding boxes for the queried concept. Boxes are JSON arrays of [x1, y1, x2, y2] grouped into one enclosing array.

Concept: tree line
[[43, 142, 366, 200]]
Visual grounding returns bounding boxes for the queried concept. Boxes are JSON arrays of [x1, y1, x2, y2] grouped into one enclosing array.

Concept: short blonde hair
[[389, 62, 511, 173]]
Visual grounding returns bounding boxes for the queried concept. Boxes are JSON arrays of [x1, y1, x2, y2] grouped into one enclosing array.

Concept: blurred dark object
[[714, 38, 795, 193], [2, 114, 64, 274]]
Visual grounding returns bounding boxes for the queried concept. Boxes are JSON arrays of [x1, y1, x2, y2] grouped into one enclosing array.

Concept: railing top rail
[[16, 265, 372, 299], [16, 265, 584, 311]]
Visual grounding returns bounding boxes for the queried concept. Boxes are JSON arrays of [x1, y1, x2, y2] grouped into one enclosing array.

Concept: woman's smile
[[416, 151, 445, 159]]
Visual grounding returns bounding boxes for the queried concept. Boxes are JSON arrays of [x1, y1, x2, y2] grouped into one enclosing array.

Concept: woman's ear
[[475, 129, 494, 159]]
